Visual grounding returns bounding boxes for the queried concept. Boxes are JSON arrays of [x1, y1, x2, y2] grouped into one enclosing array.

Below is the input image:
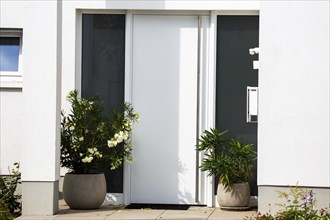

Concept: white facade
[[258, 1, 329, 187], [0, 0, 329, 216], [258, 1, 329, 212], [0, 0, 24, 175]]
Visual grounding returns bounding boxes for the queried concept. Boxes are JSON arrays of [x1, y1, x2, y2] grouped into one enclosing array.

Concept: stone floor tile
[[106, 209, 165, 220], [156, 207, 215, 219], [207, 208, 257, 220], [16, 216, 58, 220], [55, 206, 116, 219]]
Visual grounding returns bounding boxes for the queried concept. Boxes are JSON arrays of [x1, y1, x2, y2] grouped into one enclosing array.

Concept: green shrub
[[245, 184, 330, 220], [61, 90, 139, 174], [197, 128, 256, 189], [0, 163, 21, 219], [275, 185, 330, 220]]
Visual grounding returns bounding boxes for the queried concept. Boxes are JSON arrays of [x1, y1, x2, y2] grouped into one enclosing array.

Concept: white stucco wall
[[3, 0, 328, 182], [0, 90, 23, 174], [1, 0, 62, 181], [0, 0, 260, 179], [0, 0, 23, 28], [20, 1, 61, 181], [0, 0, 24, 174], [258, 1, 330, 187], [2, 0, 329, 209]]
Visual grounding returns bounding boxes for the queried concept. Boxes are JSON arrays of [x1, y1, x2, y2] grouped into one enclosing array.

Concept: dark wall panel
[[82, 14, 126, 193], [216, 16, 259, 196]]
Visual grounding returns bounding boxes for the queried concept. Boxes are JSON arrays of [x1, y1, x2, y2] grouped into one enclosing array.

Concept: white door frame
[[123, 10, 213, 206], [75, 9, 259, 207], [203, 10, 260, 207]]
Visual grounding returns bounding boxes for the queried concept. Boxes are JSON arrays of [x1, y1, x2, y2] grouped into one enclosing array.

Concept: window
[[0, 37, 20, 72], [0, 29, 22, 88]]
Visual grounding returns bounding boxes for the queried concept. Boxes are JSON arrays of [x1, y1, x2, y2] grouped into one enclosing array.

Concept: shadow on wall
[[177, 158, 195, 204]]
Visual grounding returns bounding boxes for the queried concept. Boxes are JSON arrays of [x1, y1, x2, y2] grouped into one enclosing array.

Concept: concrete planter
[[217, 182, 250, 210], [63, 173, 106, 210]]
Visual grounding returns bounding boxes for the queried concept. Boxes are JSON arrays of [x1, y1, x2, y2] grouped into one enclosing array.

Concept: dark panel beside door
[[216, 16, 259, 196], [81, 14, 126, 193]]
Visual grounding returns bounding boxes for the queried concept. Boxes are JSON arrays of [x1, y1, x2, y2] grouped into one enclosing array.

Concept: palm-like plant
[[197, 128, 256, 189]]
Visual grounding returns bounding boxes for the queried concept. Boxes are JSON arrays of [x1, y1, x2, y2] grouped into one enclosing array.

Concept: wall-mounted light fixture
[[249, 47, 259, 70], [249, 47, 259, 55]]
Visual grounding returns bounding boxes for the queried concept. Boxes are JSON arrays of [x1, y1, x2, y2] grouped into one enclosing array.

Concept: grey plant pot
[[63, 173, 106, 210], [217, 182, 250, 209]]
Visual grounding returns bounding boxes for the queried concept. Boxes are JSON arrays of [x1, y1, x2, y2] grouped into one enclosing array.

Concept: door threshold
[[125, 203, 206, 210]]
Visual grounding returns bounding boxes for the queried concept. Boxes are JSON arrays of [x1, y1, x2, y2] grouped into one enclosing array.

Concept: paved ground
[[17, 200, 257, 220]]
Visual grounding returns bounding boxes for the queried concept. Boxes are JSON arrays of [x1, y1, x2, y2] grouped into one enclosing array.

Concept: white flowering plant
[[60, 90, 139, 174]]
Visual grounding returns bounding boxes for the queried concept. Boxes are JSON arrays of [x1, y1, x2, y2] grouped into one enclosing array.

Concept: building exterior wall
[[0, 1, 23, 28], [21, 0, 62, 182], [0, 0, 24, 175], [258, 0, 330, 213], [0, 89, 23, 174], [1, 0, 329, 215]]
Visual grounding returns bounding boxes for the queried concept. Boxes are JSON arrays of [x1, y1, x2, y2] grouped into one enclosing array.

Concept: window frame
[[0, 28, 23, 88]]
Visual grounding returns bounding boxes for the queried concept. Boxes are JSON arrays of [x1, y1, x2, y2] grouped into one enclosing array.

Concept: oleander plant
[[60, 90, 139, 174]]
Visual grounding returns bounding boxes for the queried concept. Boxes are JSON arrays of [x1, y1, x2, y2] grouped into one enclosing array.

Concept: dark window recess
[[81, 14, 126, 193]]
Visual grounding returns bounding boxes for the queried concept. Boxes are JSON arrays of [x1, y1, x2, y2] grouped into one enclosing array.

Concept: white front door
[[131, 15, 200, 204]]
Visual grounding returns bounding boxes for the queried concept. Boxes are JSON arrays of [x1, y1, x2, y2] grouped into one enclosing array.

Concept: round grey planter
[[217, 182, 250, 209], [63, 173, 106, 210]]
